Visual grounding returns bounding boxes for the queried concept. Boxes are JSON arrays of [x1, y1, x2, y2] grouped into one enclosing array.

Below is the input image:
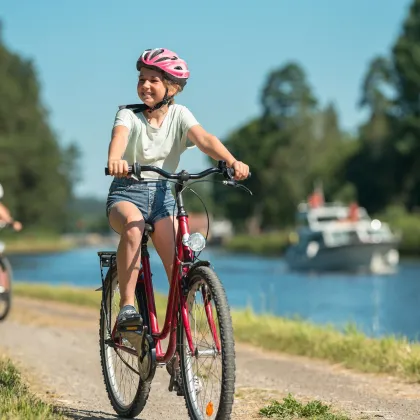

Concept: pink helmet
[[136, 48, 190, 87]]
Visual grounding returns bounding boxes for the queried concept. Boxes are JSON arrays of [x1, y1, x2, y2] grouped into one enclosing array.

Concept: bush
[[379, 205, 420, 256], [224, 231, 291, 255]]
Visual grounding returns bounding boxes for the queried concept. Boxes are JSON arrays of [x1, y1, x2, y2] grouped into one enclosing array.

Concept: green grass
[[14, 283, 102, 308], [13, 283, 420, 382], [0, 357, 64, 419], [259, 394, 350, 420], [232, 309, 420, 382]]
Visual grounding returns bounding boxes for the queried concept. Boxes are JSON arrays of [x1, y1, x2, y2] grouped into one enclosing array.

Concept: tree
[[261, 62, 317, 123], [0, 23, 80, 230], [216, 62, 323, 231], [345, 56, 398, 213], [392, 0, 420, 209]]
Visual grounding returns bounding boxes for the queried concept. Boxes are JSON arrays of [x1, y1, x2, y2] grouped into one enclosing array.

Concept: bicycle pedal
[[117, 324, 143, 333]]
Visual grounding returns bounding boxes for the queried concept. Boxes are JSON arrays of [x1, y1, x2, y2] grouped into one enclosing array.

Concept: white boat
[[284, 194, 400, 274]]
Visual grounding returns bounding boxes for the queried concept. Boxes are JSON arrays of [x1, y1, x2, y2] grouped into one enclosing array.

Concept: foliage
[[377, 205, 420, 255], [259, 394, 350, 419], [225, 231, 291, 255], [213, 62, 353, 232]]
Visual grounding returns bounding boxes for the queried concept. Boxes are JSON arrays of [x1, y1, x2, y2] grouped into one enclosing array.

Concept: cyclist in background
[[0, 183, 22, 294], [0, 184, 22, 231]]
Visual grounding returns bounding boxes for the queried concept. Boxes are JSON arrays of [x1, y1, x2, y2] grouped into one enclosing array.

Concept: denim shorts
[[106, 177, 176, 224]]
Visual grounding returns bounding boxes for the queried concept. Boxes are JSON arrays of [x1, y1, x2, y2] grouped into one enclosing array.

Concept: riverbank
[[13, 282, 420, 383], [3, 233, 118, 255], [4, 237, 75, 255]]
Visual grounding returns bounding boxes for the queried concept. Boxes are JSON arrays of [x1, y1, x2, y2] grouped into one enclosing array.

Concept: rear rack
[[98, 251, 116, 268], [97, 251, 117, 292]]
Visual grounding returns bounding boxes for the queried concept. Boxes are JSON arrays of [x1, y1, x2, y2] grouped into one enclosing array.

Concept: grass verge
[[232, 309, 420, 382], [13, 283, 420, 382], [259, 394, 350, 419], [4, 236, 75, 254], [0, 357, 64, 419]]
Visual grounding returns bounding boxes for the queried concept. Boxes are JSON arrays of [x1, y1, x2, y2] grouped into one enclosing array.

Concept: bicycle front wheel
[[179, 265, 236, 420], [0, 256, 12, 321], [99, 266, 152, 418]]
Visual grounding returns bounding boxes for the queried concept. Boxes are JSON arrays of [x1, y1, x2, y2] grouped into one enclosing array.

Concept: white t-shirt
[[113, 104, 199, 179]]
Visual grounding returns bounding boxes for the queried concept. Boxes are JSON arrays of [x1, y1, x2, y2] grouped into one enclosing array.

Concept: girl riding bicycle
[[106, 48, 249, 328], [0, 184, 22, 232]]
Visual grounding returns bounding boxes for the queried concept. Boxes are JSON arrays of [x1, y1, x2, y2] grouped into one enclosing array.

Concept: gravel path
[[1, 297, 419, 419]]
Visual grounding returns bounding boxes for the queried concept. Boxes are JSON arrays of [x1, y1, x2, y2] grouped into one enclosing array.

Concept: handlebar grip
[[227, 167, 252, 179], [105, 165, 135, 176]]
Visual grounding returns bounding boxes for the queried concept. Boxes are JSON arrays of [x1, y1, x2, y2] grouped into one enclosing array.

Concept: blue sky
[[1, 0, 412, 198]]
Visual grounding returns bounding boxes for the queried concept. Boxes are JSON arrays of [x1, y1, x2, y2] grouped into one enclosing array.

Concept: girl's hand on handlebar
[[12, 221, 22, 232], [232, 161, 250, 181], [107, 159, 129, 178]]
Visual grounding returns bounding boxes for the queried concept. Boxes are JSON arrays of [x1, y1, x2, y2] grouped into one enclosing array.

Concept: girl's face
[[137, 68, 168, 107]]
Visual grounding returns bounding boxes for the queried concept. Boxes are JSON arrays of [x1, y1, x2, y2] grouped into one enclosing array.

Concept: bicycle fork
[[179, 286, 221, 358]]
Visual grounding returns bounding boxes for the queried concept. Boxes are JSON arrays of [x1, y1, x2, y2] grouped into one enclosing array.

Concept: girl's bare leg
[[108, 201, 145, 308], [152, 216, 177, 283]]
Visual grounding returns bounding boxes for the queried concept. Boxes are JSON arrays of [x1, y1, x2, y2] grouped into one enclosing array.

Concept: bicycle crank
[[138, 327, 156, 382]]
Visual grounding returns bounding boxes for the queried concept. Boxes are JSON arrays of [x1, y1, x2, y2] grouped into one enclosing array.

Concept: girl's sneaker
[[116, 305, 143, 331]]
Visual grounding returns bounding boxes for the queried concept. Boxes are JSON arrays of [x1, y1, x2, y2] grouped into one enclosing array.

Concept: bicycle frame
[[109, 179, 221, 363]]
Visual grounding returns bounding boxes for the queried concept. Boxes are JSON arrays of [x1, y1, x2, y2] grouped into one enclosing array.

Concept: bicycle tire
[[99, 266, 153, 418], [178, 266, 236, 420], [0, 256, 13, 321]]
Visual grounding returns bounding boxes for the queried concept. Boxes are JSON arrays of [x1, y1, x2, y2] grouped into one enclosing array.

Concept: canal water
[[8, 246, 420, 341]]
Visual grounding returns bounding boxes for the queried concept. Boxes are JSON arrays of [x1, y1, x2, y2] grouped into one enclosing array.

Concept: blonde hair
[[163, 78, 183, 106]]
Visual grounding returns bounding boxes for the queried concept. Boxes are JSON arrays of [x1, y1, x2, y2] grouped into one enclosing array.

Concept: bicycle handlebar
[[104, 160, 251, 182]]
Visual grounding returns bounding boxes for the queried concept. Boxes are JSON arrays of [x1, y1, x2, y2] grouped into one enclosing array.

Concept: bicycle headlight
[[183, 232, 206, 252]]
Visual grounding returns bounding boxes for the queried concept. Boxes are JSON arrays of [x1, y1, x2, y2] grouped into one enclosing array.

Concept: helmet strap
[[119, 89, 174, 115], [147, 88, 173, 113]]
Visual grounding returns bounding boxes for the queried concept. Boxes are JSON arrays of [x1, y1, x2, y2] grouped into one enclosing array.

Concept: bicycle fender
[[186, 260, 211, 277]]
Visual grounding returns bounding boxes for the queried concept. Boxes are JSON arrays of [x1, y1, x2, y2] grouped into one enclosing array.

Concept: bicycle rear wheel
[[179, 266, 236, 420], [99, 266, 153, 417], [0, 256, 12, 321]]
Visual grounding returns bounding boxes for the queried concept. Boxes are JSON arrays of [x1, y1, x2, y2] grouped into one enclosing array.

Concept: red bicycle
[[98, 161, 251, 419]]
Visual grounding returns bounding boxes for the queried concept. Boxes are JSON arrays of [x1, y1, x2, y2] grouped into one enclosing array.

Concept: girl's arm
[[187, 125, 250, 180], [0, 203, 12, 224], [0, 203, 22, 231], [108, 125, 130, 177]]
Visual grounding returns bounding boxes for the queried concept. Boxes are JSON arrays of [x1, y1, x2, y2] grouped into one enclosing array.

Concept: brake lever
[[238, 184, 253, 196], [222, 180, 253, 196]]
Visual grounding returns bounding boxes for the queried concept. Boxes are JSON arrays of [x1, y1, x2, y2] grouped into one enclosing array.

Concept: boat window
[[316, 216, 340, 223], [324, 230, 359, 246]]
